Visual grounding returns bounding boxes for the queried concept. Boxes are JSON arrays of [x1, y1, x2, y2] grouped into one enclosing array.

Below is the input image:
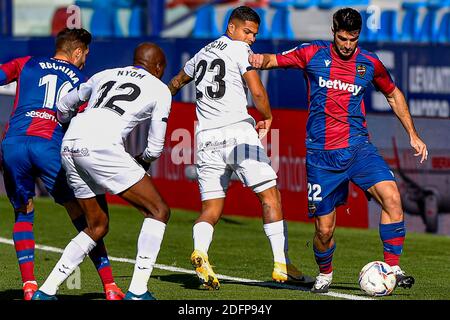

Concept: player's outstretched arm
[[385, 87, 428, 163], [243, 70, 272, 139], [56, 83, 93, 123], [248, 53, 278, 70], [168, 69, 193, 96]]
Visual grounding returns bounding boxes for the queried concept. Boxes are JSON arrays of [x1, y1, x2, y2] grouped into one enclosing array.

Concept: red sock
[[13, 221, 35, 283]]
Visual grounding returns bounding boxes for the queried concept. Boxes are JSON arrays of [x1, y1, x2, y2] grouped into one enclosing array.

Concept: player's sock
[[39, 231, 96, 296], [128, 218, 166, 295], [193, 221, 214, 254], [379, 221, 405, 266], [13, 210, 36, 284], [263, 220, 289, 264], [313, 243, 336, 274], [72, 216, 114, 285]]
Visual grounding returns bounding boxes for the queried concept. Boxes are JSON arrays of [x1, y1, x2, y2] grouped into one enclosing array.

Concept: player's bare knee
[[382, 191, 403, 217], [144, 202, 170, 223], [87, 216, 109, 240], [89, 224, 108, 241], [316, 227, 334, 244], [260, 195, 282, 214]]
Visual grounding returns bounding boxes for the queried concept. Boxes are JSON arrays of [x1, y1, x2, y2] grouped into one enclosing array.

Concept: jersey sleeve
[[142, 85, 172, 161], [184, 54, 196, 78], [0, 56, 31, 85], [234, 43, 253, 76], [152, 85, 172, 122], [371, 58, 396, 95], [276, 43, 318, 69], [56, 75, 96, 123]]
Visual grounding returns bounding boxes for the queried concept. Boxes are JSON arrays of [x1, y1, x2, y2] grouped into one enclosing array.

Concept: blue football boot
[[124, 291, 156, 300], [31, 290, 58, 300]]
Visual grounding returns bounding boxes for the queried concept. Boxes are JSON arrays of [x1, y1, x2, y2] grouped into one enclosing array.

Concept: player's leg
[[117, 174, 170, 299], [33, 144, 111, 300], [190, 198, 225, 290], [228, 121, 310, 284], [306, 149, 349, 293], [187, 128, 233, 290], [35, 195, 107, 299], [255, 185, 313, 284], [33, 140, 124, 299], [311, 210, 337, 293], [367, 181, 414, 288], [350, 142, 414, 289], [1, 138, 38, 300], [194, 198, 225, 255]]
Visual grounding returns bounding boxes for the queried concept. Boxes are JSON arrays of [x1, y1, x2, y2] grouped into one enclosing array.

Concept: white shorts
[[196, 121, 277, 201], [61, 139, 146, 199]]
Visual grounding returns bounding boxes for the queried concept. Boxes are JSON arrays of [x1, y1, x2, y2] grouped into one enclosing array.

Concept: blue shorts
[[1, 136, 75, 209], [306, 141, 395, 218]]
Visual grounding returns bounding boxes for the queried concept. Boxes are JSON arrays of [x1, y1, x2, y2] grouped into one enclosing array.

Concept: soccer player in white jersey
[[32, 43, 171, 300], [169, 6, 313, 290]]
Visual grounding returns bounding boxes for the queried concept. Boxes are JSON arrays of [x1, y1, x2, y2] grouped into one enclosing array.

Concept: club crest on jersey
[[356, 64, 367, 77]]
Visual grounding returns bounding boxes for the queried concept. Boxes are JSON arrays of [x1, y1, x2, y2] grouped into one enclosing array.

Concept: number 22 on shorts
[[307, 183, 322, 202]]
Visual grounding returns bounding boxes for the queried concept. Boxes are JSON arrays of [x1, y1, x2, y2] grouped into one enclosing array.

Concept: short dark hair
[[55, 28, 92, 54], [332, 8, 362, 33], [228, 6, 260, 25]]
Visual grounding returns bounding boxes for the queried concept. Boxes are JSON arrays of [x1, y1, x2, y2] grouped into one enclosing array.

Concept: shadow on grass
[[157, 273, 316, 292], [0, 289, 104, 301]]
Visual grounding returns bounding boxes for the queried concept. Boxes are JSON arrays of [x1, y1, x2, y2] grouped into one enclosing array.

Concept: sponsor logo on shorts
[[198, 138, 237, 151], [62, 146, 90, 157], [308, 202, 317, 214]]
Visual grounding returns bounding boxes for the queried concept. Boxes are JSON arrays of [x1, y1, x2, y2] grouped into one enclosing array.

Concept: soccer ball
[[358, 261, 397, 296]]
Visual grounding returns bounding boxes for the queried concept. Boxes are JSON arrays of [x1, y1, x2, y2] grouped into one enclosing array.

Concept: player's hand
[[134, 153, 151, 171], [410, 135, 428, 163], [249, 54, 264, 69], [255, 118, 272, 140]]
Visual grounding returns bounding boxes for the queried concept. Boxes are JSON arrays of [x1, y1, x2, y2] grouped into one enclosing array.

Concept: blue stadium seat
[[192, 4, 220, 38], [400, 1, 427, 42], [76, 0, 125, 37], [292, 0, 318, 9], [377, 10, 399, 42], [359, 9, 378, 42], [222, 7, 270, 39], [269, 0, 295, 9], [419, 0, 450, 43], [318, 0, 368, 9], [128, 0, 146, 37], [269, 3, 295, 39], [437, 10, 450, 43]]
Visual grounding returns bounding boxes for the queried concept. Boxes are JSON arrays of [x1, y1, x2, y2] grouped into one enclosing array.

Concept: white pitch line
[[0, 237, 373, 301]]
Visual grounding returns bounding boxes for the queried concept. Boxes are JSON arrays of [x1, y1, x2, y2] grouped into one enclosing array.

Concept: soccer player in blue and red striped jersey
[[0, 28, 124, 300], [249, 8, 428, 293]]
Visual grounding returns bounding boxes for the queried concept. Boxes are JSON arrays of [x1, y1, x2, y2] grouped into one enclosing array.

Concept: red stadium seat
[[51, 7, 71, 36]]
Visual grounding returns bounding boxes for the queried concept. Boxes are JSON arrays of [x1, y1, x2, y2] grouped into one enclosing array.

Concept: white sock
[[128, 218, 166, 295], [40, 232, 96, 295], [263, 220, 289, 264], [193, 222, 214, 254]]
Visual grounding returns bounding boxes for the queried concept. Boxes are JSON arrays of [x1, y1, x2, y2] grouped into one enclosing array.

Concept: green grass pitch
[[0, 196, 449, 300]]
